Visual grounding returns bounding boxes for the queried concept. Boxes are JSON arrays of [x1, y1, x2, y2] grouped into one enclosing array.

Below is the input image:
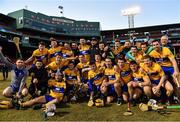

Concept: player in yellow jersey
[[141, 56, 173, 104], [115, 58, 132, 103], [87, 62, 105, 107], [61, 42, 74, 59], [78, 38, 91, 62], [25, 42, 49, 66], [101, 58, 122, 105], [149, 40, 179, 83], [95, 54, 105, 69], [76, 54, 90, 83], [112, 40, 124, 59], [46, 54, 77, 78], [63, 61, 81, 102], [19, 70, 66, 108], [48, 37, 62, 63], [128, 61, 151, 105]]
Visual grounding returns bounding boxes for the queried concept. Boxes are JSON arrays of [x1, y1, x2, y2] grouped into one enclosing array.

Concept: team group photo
[[0, 0, 180, 121]]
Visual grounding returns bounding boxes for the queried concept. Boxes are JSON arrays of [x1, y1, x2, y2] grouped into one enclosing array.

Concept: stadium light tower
[[121, 6, 140, 28], [58, 5, 64, 17]]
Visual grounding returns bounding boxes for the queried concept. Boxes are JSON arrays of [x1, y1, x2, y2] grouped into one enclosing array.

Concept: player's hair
[[141, 42, 148, 46], [50, 37, 57, 42], [89, 61, 96, 65], [39, 41, 45, 46], [131, 46, 137, 49], [117, 57, 125, 62], [142, 55, 152, 60], [68, 60, 75, 65], [129, 61, 137, 65], [152, 40, 159, 44]]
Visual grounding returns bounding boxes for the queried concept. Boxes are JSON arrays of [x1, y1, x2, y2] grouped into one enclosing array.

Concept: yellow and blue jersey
[[140, 62, 165, 81], [79, 44, 91, 61], [88, 68, 104, 86], [149, 47, 174, 67], [76, 61, 90, 81], [48, 79, 66, 100], [48, 46, 62, 63], [32, 48, 49, 65], [112, 46, 124, 58], [64, 68, 80, 82], [132, 69, 148, 83], [46, 59, 68, 72], [119, 63, 132, 84], [61, 48, 74, 59], [104, 67, 119, 83]]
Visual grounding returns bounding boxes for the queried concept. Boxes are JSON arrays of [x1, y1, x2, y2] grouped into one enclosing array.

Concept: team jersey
[[48, 79, 66, 100], [32, 48, 49, 65], [118, 63, 132, 84], [88, 68, 104, 86], [76, 61, 90, 80], [149, 47, 174, 67], [46, 59, 68, 72], [61, 48, 74, 59], [64, 68, 80, 82], [48, 46, 62, 63], [104, 67, 119, 83], [125, 52, 143, 64], [112, 46, 124, 58], [132, 69, 149, 83], [79, 44, 91, 61], [140, 62, 165, 81]]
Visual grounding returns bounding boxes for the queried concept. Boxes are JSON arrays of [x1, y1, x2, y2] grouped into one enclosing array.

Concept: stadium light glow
[[121, 6, 141, 28], [121, 6, 140, 16]]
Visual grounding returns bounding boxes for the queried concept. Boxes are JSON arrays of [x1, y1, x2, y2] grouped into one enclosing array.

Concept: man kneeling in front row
[[19, 70, 66, 108]]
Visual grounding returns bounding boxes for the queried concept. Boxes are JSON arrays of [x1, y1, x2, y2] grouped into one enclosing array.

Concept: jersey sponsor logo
[[52, 86, 65, 93], [79, 50, 90, 55], [120, 71, 131, 77]]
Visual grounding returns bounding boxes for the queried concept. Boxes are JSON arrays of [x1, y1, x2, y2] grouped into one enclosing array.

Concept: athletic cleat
[[117, 97, 123, 106], [165, 100, 170, 106], [70, 96, 77, 103]]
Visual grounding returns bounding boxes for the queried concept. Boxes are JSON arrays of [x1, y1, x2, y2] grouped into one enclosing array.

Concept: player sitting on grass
[[128, 61, 151, 105], [87, 62, 105, 107], [0, 46, 28, 100], [19, 70, 66, 108]]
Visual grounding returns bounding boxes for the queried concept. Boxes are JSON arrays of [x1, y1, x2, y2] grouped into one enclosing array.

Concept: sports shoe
[[165, 99, 170, 106], [117, 97, 123, 106], [87, 99, 94, 107], [70, 96, 77, 102]]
